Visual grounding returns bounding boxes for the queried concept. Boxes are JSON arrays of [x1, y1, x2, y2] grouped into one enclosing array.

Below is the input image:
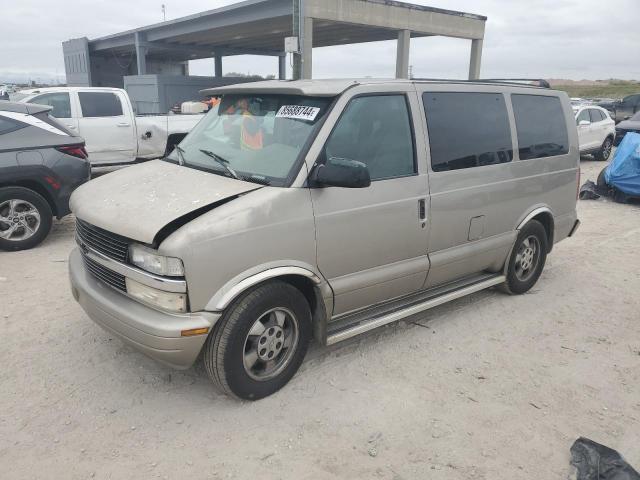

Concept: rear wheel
[[595, 137, 613, 161], [203, 281, 312, 400], [0, 187, 53, 251], [502, 220, 548, 295]]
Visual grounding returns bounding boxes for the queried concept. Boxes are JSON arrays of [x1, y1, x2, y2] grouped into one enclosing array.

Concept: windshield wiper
[[174, 145, 186, 166], [199, 149, 240, 180]]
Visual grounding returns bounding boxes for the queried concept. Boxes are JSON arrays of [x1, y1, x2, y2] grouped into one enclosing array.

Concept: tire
[[502, 220, 548, 295], [0, 187, 53, 251], [595, 137, 613, 161], [203, 281, 312, 400]]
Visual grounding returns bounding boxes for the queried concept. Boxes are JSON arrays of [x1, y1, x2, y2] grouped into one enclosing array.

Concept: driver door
[[309, 89, 430, 316]]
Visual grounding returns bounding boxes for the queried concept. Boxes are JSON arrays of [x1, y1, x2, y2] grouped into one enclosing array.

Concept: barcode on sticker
[[276, 105, 321, 122]]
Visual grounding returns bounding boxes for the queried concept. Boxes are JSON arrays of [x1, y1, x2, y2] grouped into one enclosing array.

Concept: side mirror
[[579, 120, 591, 127], [311, 157, 371, 188]]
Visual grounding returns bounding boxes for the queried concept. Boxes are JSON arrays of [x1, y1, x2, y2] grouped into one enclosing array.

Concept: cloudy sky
[[1, 0, 639, 83]]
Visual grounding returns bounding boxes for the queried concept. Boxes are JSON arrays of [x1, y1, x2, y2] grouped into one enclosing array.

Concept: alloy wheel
[[0, 199, 41, 242], [242, 307, 299, 381]]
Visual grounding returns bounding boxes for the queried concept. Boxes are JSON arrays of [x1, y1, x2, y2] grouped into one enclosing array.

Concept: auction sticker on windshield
[[276, 105, 321, 122]]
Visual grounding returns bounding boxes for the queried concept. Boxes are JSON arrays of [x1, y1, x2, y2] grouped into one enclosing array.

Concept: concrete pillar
[[301, 16, 313, 79], [468, 39, 483, 80], [395, 30, 411, 79], [214, 54, 223, 77], [292, 0, 302, 80], [278, 55, 287, 80], [134, 32, 147, 75]]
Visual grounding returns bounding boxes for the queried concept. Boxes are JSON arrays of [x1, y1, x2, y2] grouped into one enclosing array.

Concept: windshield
[[168, 94, 332, 186]]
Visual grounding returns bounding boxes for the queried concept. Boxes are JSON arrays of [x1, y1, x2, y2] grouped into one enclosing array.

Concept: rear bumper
[[69, 248, 220, 369]]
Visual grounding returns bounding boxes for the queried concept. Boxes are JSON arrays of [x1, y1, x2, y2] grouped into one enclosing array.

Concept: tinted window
[[324, 95, 415, 180], [0, 116, 26, 135], [78, 92, 123, 117], [589, 109, 604, 122], [576, 110, 590, 125], [512, 95, 569, 160], [423, 92, 513, 172], [30, 92, 71, 118]]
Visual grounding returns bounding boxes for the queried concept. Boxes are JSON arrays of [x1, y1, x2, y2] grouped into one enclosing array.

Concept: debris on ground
[[570, 437, 640, 480]]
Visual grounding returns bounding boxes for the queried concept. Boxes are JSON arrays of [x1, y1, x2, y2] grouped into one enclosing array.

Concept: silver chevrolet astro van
[[69, 79, 580, 400]]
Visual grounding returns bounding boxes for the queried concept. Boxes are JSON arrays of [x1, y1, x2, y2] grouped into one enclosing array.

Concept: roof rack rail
[[411, 78, 551, 89], [476, 78, 551, 88]]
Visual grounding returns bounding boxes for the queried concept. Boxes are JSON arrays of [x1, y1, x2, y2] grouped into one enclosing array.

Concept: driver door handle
[[117, 122, 131, 127]]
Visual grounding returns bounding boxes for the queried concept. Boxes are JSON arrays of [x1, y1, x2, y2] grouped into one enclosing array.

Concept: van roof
[[201, 78, 553, 97]]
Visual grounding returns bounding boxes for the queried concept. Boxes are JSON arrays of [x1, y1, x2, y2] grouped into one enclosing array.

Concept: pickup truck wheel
[[595, 137, 613, 161], [0, 187, 53, 251], [501, 220, 548, 295], [203, 281, 312, 400]]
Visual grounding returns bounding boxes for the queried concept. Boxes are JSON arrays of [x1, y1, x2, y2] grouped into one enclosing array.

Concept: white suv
[[575, 106, 616, 161]]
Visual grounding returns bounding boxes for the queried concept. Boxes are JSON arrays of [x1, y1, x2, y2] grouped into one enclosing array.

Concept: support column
[[395, 30, 411, 79], [468, 39, 483, 80], [214, 53, 223, 77], [134, 32, 147, 75], [278, 55, 287, 80], [292, 0, 302, 80], [301, 16, 313, 79]]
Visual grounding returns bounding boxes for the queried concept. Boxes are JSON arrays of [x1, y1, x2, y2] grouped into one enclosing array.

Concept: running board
[[326, 274, 506, 345]]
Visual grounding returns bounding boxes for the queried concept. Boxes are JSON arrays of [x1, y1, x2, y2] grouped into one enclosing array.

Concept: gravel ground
[[1, 158, 639, 480]]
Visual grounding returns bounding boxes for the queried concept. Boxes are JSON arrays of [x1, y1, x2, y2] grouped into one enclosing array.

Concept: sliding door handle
[[418, 198, 427, 226]]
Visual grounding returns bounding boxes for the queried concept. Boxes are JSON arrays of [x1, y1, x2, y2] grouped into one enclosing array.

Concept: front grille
[[76, 220, 130, 263], [82, 254, 127, 292]]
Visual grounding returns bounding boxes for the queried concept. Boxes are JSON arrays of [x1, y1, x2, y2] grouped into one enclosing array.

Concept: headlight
[[126, 278, 187, 313], [129, 244, 184, 277]]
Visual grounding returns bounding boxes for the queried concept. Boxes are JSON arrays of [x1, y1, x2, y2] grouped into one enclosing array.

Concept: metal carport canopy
[[86, 0, 486, 78]]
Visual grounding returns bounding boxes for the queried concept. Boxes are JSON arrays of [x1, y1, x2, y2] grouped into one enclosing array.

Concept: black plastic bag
[[570, 437, 640, 480]]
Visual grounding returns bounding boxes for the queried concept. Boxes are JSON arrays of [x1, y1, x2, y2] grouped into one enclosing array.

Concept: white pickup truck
[[16, 87, 205, 166]]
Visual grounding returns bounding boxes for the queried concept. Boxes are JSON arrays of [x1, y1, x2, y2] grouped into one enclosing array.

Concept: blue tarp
[[605, 132, 640, 197]]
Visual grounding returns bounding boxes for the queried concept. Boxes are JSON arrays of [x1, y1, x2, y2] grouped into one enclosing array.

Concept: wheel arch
[[0, 180, 58, 217], [205, 266, 333, 344], [516, 206, 555, 253]]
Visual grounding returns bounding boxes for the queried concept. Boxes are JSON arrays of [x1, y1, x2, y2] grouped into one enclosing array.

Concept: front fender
[[204, 262, 333, 313]]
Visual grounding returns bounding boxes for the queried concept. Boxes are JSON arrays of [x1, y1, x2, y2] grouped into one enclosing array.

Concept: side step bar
[[326, 274, 506, 345]]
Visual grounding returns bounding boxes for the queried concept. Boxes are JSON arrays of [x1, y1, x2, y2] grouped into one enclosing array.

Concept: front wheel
[[502, 220, 548, 295], [203, 281, 312, 400], [0, 187, 53, 251], [595, 137, 613, 161]]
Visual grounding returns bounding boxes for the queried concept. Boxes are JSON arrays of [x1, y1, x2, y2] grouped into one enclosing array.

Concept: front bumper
[[69, 248, 220, 369]]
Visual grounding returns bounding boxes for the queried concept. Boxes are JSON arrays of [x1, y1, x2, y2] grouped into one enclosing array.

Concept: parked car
[[601, 93, 640, 124], [0, 101, 90, 251], [68, 79, 580, 400], [16, 87, 204, 167], [614, 111, 640, 145], [575, 105, 616, 161]]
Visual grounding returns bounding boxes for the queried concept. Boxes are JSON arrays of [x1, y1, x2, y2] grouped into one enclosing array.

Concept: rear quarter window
[[0, 115, 26, 135], [78, 92, 124, 117], [423, 92, 513, 172], [512, 94, 569, 160]]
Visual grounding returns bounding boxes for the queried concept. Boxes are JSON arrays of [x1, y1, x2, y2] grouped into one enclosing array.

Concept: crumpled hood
[[70, 160, 261, 244]]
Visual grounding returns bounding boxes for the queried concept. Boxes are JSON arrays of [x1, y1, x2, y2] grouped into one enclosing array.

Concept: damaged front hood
[[70, 160, 261, 244]]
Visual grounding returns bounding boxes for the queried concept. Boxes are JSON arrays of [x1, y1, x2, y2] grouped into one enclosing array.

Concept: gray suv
[[69, 79, 580, 400], [1, 101, 90, 251]]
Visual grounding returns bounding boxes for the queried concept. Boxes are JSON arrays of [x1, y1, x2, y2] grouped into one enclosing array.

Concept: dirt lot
[[1, 158, 639, 479]]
